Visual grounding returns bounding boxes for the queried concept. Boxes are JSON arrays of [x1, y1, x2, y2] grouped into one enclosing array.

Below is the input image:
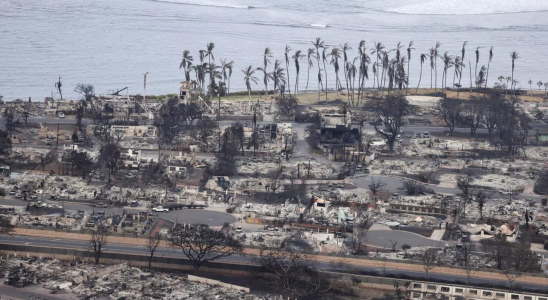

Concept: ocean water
[[1, 0, 547, 100]]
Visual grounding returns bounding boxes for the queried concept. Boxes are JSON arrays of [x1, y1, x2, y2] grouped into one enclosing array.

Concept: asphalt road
[[0, 196, 236, 227], [0, 234, 546, 292]]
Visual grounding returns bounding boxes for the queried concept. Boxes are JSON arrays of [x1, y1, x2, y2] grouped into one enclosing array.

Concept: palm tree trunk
[[306, 62, 311, 91], [323, 60, 328, 100], [286, 61, 291, 96], [469, 61, 473, 93], [406, 59, 410, 95], [434, 58, 438, 94], [485, 61, 491, 89], [416, 64, 423, 94]]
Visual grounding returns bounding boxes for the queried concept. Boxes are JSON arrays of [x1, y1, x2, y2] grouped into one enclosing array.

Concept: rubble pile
[[2, 257, 268, 299], [439, 173, 527, 191], [2, 257, 101, 288], [370, 212, 442, 228], [369, 159, 439, 176], [19, 213, 83, 229], [465, 198, 538, 223]]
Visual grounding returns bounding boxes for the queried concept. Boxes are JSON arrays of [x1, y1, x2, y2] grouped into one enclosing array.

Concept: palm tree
[[510, 51, 520, 95], [242, 65, 258, 102], [357, 42, 370, 105], [474, 47, 480, 85], [306, 48, 316, 91], [528, 79, 533, 96], [256, 66, 272, 102], [179, 50, 193, 82], [416, 53, 427, 94], [380, 51, 390, 94], [259, 47, 273, 101], [429, 48, 435, 89], [205, 43, 215, 64], [311, 38, 325, 101], [322, 46, 330, 100], [284, 45, 292, 95], [544, 82, 548, 97], [458, 41, 468, 91], [406, 41, 415, 95], [199, 50, 206, 64], [537, 80, 543, 91], [453, 56, 465, 98], [271, 59, 286, 95], [433, 41, 441, 94], [227, 62, 234, 97], [371, 42, 385, 89], [330, 47, 342, 93], [347, 59, 357, 104], [441, 52, 454, 93], [341, 43, 352, 100], [220, 59, 230, 100], [485, 46, 493, 89], [206, 63, 222, 86], [292, 50, 304, 94]]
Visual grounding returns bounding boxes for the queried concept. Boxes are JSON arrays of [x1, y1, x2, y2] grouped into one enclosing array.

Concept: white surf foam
[[310, 24, 327, 28], [388, 0, 548, 15], [155, 0, 253, 9]]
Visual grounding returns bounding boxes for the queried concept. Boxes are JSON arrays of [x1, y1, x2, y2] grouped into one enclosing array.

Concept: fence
[[0, 243, 262, 274], [11, 226, 548, 280]]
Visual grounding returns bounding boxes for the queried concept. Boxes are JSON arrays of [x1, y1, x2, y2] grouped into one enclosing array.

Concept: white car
[[152, 206, 169, 212], [57, 112, 65, 118]]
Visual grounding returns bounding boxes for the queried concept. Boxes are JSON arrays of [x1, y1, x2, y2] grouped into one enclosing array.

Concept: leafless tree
[[0, 216, 14, 234], [167, 224, 242, 275], [145, 233, 162, 270], [456, 172, 475, 220], [364, 94, 412, 152], [419, 247, 439, 280], [455, 242, 475, 267], [189, 117, 218, 152], [257, 245, 330, 299], [461, 102, 483, 136], [368, 178, 387, 201], [475, 189, 487, 219], [503, 268, 521, 288], [75, 83, 95, 102], [401, 178, 428, 195], [481, 233, 511, 270], [112, 129, 125, 143], [88, 227, 109, 264], [282, 132, 298, 160], [437, 98, 461, 135], [276, 95, 299, 114], [39, 149, 57, 171], [305, 124, 321, 151], [389, 239, 398, 252], [463, 262, 476, 286]]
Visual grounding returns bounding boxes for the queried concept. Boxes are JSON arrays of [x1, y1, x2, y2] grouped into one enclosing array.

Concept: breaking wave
[[154, 0, 254, 9], [387, 0, 548, 15], [310, 24, 328, 28]]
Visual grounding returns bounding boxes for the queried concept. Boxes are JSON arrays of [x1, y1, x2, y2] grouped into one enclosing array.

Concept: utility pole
[[143, 72, 149, 107]]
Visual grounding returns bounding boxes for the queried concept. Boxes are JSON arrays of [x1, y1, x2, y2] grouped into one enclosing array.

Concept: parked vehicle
[[57, 112, 65, 118], [153, 206, 169, 212]]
